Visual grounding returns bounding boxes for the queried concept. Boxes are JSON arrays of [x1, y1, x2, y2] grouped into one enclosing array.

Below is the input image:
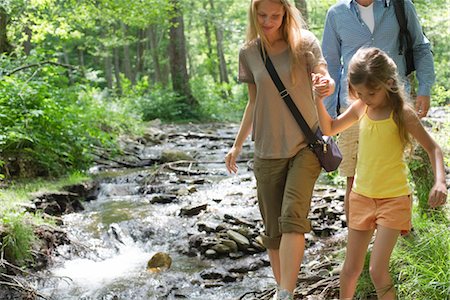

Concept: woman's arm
[[404, 107, 447, 207], [225, 83, 256, 173]]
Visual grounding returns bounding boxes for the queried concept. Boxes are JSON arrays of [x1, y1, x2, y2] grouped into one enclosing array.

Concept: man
[[321, 0, 435, 220]]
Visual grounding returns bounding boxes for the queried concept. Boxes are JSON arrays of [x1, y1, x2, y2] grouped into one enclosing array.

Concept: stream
[[30, 122, 350, 300]]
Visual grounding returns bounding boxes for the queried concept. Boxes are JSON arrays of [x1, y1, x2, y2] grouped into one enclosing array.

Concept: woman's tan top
[[238, 29, 326, 159]]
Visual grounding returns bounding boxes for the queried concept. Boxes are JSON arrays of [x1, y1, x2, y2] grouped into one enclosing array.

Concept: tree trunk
[[62, 50, 73, 84], [168, 0, 197, 106], [0, 7, 12, 54], [203, 1, 217, 82], [148, 25, 162, 85], [78, 47, 85, 68], [104, 51, 113, 89], [121, 22, 135, 84], [136, 28, 146, 82], [114, 47, 122, 94], [23, 26, 32, 55], [294, 0, 308, 24], [209, 0, 229, 84]]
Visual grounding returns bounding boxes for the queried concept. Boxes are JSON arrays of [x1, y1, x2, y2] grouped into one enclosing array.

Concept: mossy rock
[[160, 150, 194, 163]]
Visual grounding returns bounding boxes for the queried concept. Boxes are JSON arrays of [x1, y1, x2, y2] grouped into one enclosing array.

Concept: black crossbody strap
[[258, 43, 317, 144]]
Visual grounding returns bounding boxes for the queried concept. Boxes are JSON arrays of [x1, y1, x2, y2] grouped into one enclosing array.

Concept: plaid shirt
[[322, 0, 435, 118]]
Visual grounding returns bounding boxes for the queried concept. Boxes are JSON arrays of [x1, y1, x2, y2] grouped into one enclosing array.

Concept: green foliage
[[191, 77, 248, 122], [391, 210, 450, 300], [120, 78, 199, 122], [0, 56, 139, 179], [413, 0, 450, 106], [1, 212, 36, 265], [431, 84, 450, 106], [407, 145, 435, 213], [0, 0, 448, 180]]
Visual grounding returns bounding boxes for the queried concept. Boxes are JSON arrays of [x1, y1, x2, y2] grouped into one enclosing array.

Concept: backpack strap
[[393, 0, 413, 55]]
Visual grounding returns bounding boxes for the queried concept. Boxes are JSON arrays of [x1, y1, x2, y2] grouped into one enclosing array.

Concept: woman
[[225, 0, 334, 298]]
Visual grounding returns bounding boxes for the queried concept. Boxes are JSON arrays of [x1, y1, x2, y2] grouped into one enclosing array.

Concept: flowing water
[[32, 123, 345, 300]]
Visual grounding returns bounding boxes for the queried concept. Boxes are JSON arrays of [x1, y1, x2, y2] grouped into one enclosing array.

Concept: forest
[[0, 0, 449, 178], [0, 0, 449, 299]]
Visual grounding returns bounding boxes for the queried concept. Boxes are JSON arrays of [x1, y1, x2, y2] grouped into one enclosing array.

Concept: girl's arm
[[314, 92, 363, 136], [225, 83, 256, 174], [404, 107, 448, 207], [311, 68, 362, 136]]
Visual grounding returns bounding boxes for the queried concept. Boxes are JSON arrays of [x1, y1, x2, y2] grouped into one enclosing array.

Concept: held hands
[[312, 73, 335, 101], [225, 146, 241, 174], [428, 182, 448, 208]]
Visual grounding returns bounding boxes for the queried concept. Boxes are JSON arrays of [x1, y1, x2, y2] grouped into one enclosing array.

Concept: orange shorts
[[348, 192, 412, 231]]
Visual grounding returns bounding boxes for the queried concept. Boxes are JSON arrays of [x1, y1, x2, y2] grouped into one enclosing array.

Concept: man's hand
[[415, 95, 430, 118]]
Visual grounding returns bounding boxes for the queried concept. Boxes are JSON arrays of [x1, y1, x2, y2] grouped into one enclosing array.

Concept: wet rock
[[223, 214, 255, 227], [227, 230, 250, 251], [250, 240, 266, 252], [205, 249, 217, 258], [211, 243, 231, 255], [312, 225, 340, 238], [150, 194, 177, 204], [32, 224, 70, 271], [188, 233, 206, 248], [147, 252, 172, 272], [160, 149, 194, 163], [30, 191, 84, 216], [220, 239, 239, 253], [63, 180, 101, 201], [180, 204, 208, 216], [187, 185, 197, 193], [228, 259, 266, 273], [197, 222, 217, 233], [142, 125, 167, 144], [229, 251, 245, 259], [107, 224, 127, 245], [199, 268, 231, 281]]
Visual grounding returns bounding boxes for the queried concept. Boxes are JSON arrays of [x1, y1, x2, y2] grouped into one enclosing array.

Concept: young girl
[[313, 47, 447, 300], [225, 0, 334, 299]]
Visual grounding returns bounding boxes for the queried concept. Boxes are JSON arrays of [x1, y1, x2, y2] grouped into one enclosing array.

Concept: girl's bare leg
[[369, 225, 400, 300], [340, 228, 374, 299]]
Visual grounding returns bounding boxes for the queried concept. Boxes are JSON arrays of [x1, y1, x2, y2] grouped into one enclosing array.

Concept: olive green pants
[[253, 147, 321, 249]]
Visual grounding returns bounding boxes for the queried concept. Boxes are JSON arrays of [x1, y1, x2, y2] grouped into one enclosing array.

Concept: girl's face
[[256, 1, 285, 39], [351, 83, 388, 108]]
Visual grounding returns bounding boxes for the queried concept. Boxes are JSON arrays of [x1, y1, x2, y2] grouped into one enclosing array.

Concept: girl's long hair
[[246, 0, 307, 83], [348, 48, 412, 149]]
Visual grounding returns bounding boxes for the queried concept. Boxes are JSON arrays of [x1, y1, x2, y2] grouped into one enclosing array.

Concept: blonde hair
[[246, 0, 307, 82], [348, 47, 412, 148]]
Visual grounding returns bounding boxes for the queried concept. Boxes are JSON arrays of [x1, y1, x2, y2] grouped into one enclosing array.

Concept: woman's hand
[[428, 182, 448, 208], [312, 73, 335, 101], [225, 146, 241, 174]]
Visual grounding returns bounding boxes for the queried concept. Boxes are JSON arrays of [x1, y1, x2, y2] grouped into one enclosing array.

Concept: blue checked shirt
[[322, 0, 435, 118]]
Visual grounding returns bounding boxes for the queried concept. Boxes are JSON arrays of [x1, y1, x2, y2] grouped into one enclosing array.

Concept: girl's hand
[[312, 73, 335, 101], [225, 146, 241, 174], [428, 183, 448, 208]]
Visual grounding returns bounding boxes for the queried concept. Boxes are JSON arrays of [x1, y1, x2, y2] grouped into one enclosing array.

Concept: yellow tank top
[[352, 110, 411, 198]]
